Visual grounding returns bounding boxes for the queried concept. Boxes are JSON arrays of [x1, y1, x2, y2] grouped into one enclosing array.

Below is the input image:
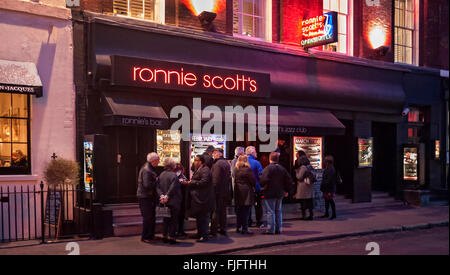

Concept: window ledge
[[0, 175, 40, 183]]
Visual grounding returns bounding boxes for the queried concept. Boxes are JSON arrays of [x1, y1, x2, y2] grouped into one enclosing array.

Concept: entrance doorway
[[104, 127, 155, 203], [372, 122, 397, 195]]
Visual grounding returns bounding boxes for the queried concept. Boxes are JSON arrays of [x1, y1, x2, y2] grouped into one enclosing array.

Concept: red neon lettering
[[224, 77, 237, 90], [133, 67, 141, 81], [139, 68, 154, 82], [168, 71, 181, 85], [250, 80, 257, 93], [203, 75, 212, 88], [155, 69, 168, 84], [184, 73, 197, 87], [212, 76, 223, 89]]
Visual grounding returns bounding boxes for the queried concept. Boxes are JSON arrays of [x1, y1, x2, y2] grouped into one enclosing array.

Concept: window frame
[[394, 0, 419, 65], [322, 0, 353, 56], [233, 0, 272, 42], [0, 93, 31, 175], [112, 0, 165, 24]]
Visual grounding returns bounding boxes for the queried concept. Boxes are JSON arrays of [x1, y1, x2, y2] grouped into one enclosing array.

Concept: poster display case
[[190, 134, 226, 170], [83, 141, 94, 192], [156, 130, 181, 166], [403, 145, 419, 181], [293, 136, 322, 169], [358, 138, 373, 168]]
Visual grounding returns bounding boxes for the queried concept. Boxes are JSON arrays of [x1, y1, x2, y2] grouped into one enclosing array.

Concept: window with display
[[233, 0, 271, 41], [156, 130, 181, 166], [0, 93, 30, 174], [113, 0, 165, 23], [394, 0, 416, 64], [323, 0, 351, 54]]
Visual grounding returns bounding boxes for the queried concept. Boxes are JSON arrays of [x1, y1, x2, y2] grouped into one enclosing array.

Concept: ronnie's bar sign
[[301, 11, 338, 48], [111, 55, 270, 98]]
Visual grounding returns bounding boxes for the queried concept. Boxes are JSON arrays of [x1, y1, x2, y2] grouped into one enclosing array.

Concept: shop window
[[323, 0, 352, 55], [0, 93, 30, 175], [394, 0, 416, 65], [233, 0, 272, 41], [113, 0, 165, 23]]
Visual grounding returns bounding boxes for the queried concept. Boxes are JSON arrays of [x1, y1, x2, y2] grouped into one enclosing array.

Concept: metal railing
[[0, 182, 94, 243]]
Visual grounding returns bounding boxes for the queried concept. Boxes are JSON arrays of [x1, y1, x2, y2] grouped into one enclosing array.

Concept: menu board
[[83, 141, 94, 192], [358, 138, 373, 167], [157, 130, 181, 166], [293, 137, 322, 169], [403, 147, 418, 181], [190, 134, 226, 169]]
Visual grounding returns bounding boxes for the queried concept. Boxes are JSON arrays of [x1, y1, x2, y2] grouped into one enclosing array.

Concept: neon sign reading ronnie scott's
[[301, 11, 338, 48], [111, 56, 271, 98]]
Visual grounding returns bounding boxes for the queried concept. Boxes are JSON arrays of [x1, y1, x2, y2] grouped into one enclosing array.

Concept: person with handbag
[[321, 155, 338, 220], [182, 154, 215, 243], [137, 152, 160, 243], [233, 155, 256, 234], [295, 155, 315, 220], [156, 158, 182, 244]]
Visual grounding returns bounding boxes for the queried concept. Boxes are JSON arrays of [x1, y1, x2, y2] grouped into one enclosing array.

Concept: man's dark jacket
[[211, 157, 232, 200], [260, 162, 292, 199], [137, 162, 158, 199], [187, 164, 215, 217]]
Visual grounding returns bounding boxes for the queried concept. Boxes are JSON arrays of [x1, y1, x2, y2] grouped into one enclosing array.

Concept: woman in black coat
[[320, 155, 338, 220], [233, 155, 256, 234], [182, 154, 215, 242], [157, 158, 182, 244]]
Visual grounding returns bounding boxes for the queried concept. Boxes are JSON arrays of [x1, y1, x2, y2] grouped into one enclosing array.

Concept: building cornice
[[0, 0, 71, 21]]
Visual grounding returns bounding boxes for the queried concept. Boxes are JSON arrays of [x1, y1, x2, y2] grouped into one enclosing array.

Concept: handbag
[[155, 204, 171, 218]]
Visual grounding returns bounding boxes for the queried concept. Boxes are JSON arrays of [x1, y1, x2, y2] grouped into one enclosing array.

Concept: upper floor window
[[113, 0, 165, 23], [394, 0, 416, 64], [233, 0, 272, 41], [0, 93, 30, 175], [323, 0, 352, 55]]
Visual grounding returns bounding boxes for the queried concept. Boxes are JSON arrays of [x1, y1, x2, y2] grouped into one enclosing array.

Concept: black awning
[[0, 60, 43, 97], [196, 105, 345, 136], [274, 107, 345, 136], [102, 91, 169, 128]]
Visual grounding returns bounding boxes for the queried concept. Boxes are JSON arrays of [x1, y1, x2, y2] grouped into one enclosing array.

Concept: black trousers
[[196, 212, 210, 238], [249, 192, 263, 225], [210, 196, 228, 233], [139, 198, 156, 240], [163, 207, 180, 239], [236, 205, 251, 231]]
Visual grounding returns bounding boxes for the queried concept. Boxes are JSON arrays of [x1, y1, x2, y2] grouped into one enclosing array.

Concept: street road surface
[[223, 226, 449, 255]]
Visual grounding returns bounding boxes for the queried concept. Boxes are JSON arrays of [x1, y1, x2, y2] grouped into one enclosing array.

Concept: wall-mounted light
[[368, 26, 387, 49], [198, 11, 218, 32]]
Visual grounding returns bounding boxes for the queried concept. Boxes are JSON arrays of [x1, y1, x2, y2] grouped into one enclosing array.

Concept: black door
[[372, 122, 397, 195]]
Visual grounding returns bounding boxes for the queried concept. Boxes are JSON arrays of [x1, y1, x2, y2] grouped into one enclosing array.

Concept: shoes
[[208, 232, 217, 237], [236, 228, 242, 233], [177, 232, 188, 237], [320, 214, 329, 218], [329, 215, 336, 220], [306, 216, 313, 221], [275, 230, 281, 235], [299, 217, 306, 220], [241, 230, 254, 235], [196, 237, 209, 243], [219, 230, 228, 236], [168, 239, 178, 245], [262, 231, 275, 235], [141, 239, 153, 244], [162, 237, 169, 243]]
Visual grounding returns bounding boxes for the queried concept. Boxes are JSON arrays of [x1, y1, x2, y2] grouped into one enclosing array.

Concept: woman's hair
[[163, 158, 176, 170], [297, 150, 306, 158], [325, 155, 334, 167], [174, 163, 185, 173], [196, 154, 205, 164], [235, 155, 250, 169], [234, 146, 245, 157], [299, 155, 310, 166]]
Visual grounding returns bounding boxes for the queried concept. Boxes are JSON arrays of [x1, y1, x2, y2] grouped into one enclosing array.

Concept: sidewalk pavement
[[0, 201, 448, 255]]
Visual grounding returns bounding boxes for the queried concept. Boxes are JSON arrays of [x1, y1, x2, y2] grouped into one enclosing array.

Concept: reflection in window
[[323, 0, 349, 54], [233, 0, 270, 41], [0, 93, 30, 174]]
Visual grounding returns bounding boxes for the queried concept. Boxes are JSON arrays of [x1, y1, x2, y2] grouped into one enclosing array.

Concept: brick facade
[[75, 0, 447, 70]]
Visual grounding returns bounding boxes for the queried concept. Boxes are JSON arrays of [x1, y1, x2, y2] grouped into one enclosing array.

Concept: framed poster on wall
[[358, 137, 373, 168], [403, 145, 419, 181], [293, 136, 323, 169]]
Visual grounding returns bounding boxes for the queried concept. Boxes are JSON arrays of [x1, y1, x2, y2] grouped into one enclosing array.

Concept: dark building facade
[[70, 0, 448, 212]]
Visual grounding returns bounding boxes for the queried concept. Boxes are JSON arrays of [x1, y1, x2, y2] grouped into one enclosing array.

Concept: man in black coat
[[183, 154, 215, 242], [210, 148, 232, 237], [202, 145, 215, 169], [260, 152, 292, 235], [137, 152, 160, 243]]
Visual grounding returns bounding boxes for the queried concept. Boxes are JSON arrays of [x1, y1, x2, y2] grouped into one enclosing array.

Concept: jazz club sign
[[301, 11, 338, 48], [111, 56, 270, 98]]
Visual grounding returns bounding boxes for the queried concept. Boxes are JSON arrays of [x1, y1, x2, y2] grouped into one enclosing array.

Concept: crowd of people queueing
[[137, 145, 339, 244]]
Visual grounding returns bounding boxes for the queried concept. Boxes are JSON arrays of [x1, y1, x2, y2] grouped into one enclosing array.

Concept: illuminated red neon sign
[[111, 56, 270, 98], [301, 12, 338, 48]]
